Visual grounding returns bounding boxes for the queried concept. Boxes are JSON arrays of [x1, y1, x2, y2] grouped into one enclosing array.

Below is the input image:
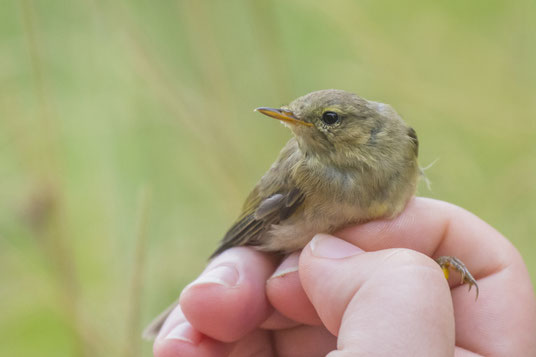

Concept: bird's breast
[[257, 158, 418, 254]]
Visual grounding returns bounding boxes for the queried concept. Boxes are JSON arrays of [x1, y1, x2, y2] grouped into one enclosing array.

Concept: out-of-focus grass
[[0, 0, 534, 355]]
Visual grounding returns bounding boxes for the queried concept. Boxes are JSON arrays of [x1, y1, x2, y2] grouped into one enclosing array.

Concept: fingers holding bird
[[264, 197, 535, 355], [264, 252, 323, 327], [153, 304, 231, 357], [154, 198, 535, 356], [155, 247, 334, 357], [334, 197, 535, 355], [298, 234, 456, 355], [336, 197, 513, 293], [178, 247, 277, 342]]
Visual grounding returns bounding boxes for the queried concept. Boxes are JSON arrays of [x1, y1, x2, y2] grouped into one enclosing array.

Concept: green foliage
[[1, 0, 535, 355]]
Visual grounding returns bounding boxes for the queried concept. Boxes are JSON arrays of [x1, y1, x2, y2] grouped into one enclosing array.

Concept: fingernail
[[310, 233, 364, 259], [189, 264, 239, 288], [270, 252, 299, 279], [165, 321, 202, 345]]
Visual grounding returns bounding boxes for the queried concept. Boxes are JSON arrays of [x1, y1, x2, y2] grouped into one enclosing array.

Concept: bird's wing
[[210, 139, 305, 258], [210, 185, 305, 258]]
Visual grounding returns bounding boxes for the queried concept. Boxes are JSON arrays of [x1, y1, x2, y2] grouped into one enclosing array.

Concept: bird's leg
[[436, 256, 479, 300]]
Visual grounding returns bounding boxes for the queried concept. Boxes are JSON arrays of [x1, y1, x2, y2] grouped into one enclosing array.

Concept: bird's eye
[[321, 111, 339, 125]]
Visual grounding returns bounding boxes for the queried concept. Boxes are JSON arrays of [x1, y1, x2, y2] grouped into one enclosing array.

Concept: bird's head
[[256, 89, 406, 167]]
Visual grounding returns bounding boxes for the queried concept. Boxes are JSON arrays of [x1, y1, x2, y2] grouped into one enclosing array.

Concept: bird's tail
[[142, 298, 180, 340]]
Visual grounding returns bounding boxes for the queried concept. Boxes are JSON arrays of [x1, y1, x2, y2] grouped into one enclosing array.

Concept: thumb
[[299, 234, 455, 356]]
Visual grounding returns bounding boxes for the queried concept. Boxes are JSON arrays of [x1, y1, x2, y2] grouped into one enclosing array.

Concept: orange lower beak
[[255, 107, 313, 127]]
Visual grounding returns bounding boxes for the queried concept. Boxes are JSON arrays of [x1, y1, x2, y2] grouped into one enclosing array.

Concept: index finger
[[336, 197, 536, 355]]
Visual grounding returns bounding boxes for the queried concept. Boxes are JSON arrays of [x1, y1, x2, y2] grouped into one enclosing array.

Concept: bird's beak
[[254, 107, 313, 127]]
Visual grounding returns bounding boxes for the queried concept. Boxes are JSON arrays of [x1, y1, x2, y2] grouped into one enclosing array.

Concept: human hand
[[152, 198, 536, 356]]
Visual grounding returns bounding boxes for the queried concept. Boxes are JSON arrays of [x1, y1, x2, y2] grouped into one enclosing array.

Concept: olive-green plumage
[[144, 90, 479, 340], [143, 89, 422, 339], [212, 89, 420, 257]]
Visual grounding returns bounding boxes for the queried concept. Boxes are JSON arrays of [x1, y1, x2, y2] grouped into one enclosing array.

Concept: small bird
[[143, 89, 477, 339]]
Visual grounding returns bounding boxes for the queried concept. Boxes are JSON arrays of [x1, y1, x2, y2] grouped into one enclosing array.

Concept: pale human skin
[[151, 198, 536, 356]]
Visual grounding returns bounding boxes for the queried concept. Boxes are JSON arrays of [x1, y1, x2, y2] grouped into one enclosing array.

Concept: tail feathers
[[142, 298, 180, 340]]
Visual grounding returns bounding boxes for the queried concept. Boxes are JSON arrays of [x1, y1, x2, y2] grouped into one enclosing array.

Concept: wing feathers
[[210, 189, 304, 258], [255, 194, 285, 219]]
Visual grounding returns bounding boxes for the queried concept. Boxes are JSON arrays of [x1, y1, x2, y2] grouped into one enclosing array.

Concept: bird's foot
[[436, 255, 479, 300]]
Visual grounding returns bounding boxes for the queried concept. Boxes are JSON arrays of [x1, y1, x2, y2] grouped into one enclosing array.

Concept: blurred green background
[[1, 0, 535, 356]]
